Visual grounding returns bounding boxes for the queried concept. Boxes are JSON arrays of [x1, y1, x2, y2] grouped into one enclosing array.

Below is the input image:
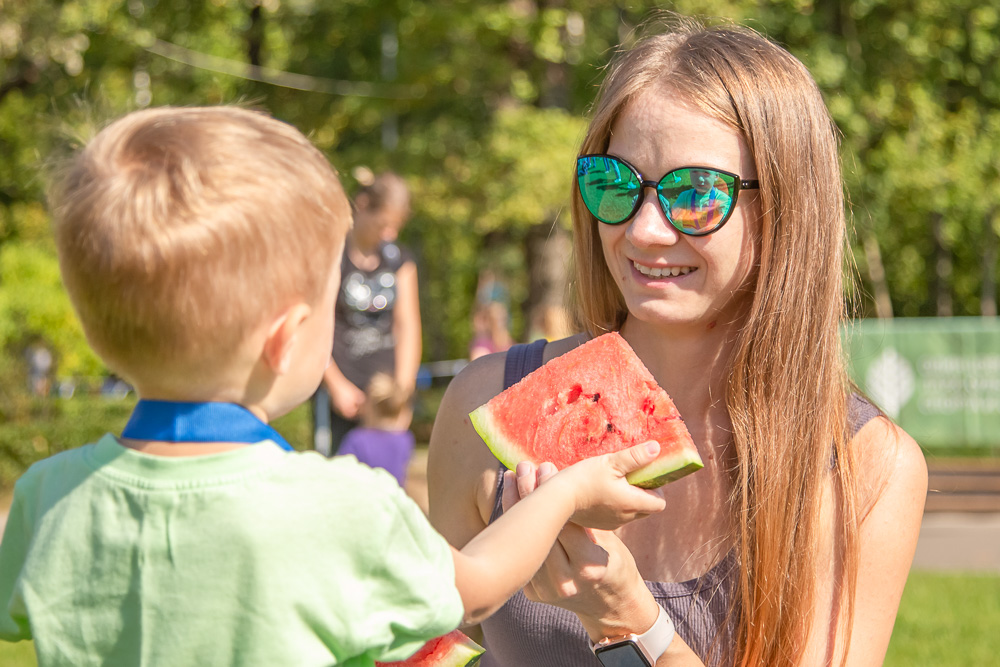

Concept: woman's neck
[[346, 235, 381, 271], [619, 315, 737, 430]]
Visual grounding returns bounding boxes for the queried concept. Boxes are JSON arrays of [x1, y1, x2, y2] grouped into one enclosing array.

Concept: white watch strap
[[590, 603, 676, 664]]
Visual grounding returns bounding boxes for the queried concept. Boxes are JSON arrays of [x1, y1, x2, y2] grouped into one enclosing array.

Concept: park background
[[1, 0, 999, 664]]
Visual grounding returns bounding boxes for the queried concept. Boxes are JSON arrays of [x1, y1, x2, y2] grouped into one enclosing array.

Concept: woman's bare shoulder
[[426, 350, 510, 544], [441, 351, 508, 416], [814, 416, 927, 663], [851, 415, 928, 522]]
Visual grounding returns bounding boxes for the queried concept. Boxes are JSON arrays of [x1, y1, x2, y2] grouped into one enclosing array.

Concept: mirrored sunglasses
[[576, 154, 759, 236]]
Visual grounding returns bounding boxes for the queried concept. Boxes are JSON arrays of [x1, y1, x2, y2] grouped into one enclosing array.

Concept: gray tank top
[[481, 339, 880, 666]]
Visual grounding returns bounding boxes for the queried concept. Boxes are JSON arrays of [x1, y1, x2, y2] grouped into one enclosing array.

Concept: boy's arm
[[450, 446, 665, 626]]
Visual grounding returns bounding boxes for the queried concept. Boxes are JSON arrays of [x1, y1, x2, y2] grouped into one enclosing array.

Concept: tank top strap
[[490, 339, 548, 524], [848, 393, 881, 436], [503, 338, 548, 390]]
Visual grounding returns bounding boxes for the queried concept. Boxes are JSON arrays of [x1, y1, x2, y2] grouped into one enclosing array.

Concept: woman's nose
[[625, 187, 681, 247]]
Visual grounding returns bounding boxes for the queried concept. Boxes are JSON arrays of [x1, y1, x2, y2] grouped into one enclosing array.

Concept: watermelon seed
[[592, 393, 601, 402], [606, 422, 614, 432]]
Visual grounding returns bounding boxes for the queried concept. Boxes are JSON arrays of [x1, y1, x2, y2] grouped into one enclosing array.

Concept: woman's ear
[[262, 303, 312, 375]]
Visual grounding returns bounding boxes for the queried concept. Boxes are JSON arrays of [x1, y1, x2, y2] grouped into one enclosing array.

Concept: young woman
[[427, 18, 926, 667]]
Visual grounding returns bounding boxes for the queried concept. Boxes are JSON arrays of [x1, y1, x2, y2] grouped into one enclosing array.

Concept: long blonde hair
[[571, 19, 857, 666]]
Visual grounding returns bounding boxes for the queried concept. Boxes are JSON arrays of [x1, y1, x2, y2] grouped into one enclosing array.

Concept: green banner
[[845, 317, 1000, 449]]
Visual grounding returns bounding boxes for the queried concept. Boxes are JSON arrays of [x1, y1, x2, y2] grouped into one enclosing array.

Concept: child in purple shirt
[[339, 372, 415, 486]]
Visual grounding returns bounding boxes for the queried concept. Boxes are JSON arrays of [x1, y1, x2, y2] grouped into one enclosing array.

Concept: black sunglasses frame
[[577, 153, 760, 236]]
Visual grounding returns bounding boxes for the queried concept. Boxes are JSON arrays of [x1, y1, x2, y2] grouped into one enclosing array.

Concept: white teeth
[[633, 261, 694, 278]]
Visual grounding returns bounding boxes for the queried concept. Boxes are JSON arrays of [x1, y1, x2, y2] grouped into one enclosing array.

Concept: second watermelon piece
[[375, 629, 484, 666]]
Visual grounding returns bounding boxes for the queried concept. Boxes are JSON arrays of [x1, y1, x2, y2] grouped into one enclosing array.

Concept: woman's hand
[[328, 378, 366, 419], [501, 461, 661, 639]]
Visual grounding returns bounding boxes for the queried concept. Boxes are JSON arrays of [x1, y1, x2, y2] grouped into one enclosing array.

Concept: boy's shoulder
[[6, 438, 107, 523], [14, 438, 104, 489], [281, 449, 408, 493], [11, 442, 410, 511]]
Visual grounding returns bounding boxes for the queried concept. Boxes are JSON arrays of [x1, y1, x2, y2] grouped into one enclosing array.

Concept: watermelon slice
[[470, 332, 703, 488], [375, 629, 484, 666]]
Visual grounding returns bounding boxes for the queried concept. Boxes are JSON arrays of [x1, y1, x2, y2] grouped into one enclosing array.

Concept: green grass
[[0, 639, 34, 666], [884, 571, 1000, 666], [0, 571, 995, 665]]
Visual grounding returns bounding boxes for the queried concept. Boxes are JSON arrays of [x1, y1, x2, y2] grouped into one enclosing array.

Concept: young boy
[[0, 106, 666, 666]]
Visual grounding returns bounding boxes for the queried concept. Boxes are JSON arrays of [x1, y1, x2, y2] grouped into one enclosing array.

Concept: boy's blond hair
[[49, 106, 351, 387], [362, 372, 412, 430]]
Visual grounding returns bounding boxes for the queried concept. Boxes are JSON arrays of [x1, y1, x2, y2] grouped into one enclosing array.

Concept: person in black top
[[312, 172, 422, 456]]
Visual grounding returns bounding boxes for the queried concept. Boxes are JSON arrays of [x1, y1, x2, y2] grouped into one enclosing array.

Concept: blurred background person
[[338, 372, 415, 487], [469, 301, 513, 361], [527, 303, 574, 343], [24, 339, 53, 398], [313, 171, 422, 456]]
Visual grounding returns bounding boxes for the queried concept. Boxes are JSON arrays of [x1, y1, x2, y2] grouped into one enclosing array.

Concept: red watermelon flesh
[[375, 629, 484, 666], [470, 332, 703, 488]]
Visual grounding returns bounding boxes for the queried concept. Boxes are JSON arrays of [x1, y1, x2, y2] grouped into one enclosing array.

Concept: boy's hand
[[524, 442, 666, 530]]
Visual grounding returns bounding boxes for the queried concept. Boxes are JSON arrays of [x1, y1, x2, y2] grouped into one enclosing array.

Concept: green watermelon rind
[[469, 403, 520, 473], [444, 639, 483, 667], [469, 403, 704, 489], [626, 458, 704, 489]]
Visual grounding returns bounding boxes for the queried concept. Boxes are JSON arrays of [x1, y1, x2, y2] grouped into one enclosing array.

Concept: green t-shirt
[[0, 435, 463, 666]]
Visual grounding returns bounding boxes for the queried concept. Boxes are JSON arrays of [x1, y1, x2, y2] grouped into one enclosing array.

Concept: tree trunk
[[863, 232, 893, 318], [247, 3, 264, 67], [523, 0, 573, 334], [982, 208, 998, 317], [932, 211, 952, 317], [381, 20, 399, 151], [525, 222, 572, 333]]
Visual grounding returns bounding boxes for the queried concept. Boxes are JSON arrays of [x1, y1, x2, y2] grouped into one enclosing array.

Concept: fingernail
[[646, 441, 660, 455], [516, 461, 531, 478]]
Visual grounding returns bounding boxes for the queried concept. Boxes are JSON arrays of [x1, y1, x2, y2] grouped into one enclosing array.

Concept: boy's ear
[[262, 303, 312, 375]]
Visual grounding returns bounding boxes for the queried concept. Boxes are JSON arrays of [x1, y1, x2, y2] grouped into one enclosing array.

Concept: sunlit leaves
[[2, 0, 1000, 371]]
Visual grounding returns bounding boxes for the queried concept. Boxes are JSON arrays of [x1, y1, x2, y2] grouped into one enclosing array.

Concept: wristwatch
[[590, 603, 675, 667]]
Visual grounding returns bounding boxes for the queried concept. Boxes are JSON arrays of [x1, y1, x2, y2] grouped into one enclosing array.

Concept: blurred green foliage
[[0, 395, 316, 489], [0, 390, 135, 489], [1, 0, 998, 412]]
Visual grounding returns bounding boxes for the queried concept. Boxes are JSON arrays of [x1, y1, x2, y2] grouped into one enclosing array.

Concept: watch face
[[594, 641, 652, 667]]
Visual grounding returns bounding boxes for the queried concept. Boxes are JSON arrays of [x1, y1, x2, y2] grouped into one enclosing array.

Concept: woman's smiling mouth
[[632, 261, 696, 278]]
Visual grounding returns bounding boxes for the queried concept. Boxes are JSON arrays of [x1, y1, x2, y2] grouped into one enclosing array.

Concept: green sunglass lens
[[577, 157, 640, 224], [659, 169, 736, 233]]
